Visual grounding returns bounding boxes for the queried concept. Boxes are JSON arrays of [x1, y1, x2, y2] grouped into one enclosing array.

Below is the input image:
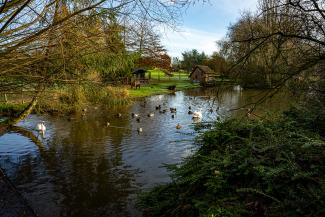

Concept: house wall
[[190, 67, 218, 83], [190, 68, 203, 82]]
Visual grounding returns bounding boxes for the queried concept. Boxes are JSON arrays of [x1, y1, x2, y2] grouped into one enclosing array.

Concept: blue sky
[[161, 0, 258, 58]]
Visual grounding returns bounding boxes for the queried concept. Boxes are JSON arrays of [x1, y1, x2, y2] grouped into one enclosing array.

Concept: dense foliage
[[180, 49, 208, 72], [218, 0, 325, 89], [139, 106, 325, 217]]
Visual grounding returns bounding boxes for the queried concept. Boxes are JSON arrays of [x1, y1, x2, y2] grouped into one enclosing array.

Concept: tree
[[204, 52, 228, 76], [219, 0, 325, 104], [181, 49, 208, 72], [137, 53, 171, 70], [172, 57, 181, 71]]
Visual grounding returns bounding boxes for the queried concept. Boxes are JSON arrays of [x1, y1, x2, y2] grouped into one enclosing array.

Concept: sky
[[161, 0, 259, 58]]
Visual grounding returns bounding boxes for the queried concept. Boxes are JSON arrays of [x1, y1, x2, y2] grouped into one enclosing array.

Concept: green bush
[[139, 110, 325, 217]]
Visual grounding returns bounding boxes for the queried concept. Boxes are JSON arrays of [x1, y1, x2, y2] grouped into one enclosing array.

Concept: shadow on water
[[0, 87, 293, 217]]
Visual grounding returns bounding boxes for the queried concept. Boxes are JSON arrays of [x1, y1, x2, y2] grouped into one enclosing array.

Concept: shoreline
[[0, 80, 201, 118]]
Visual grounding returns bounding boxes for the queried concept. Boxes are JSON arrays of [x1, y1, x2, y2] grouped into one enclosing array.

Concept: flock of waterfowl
[[35, 102, 219, 135], [105, 103, 205, 134]]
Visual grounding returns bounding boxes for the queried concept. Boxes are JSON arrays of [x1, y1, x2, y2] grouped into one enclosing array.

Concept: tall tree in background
[[219, 0, 324, 103], [83, 11, 136, 82], [181, 49, 208, 72], [172, 57, 181, 71], [204, 52, 228, 76], [125, 17, 170, 70]]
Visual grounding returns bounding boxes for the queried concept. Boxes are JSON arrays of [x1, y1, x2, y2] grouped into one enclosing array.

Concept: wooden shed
[[132, 68, 146, 79], [189, 65, 219, 83]]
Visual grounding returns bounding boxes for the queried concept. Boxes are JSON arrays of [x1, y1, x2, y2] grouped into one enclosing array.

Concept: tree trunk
[[0, 93, 39, 127]]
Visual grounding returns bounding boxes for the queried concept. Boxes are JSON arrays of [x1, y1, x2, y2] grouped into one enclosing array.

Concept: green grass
[[129, 69, 198, 98], [146, 69, 190, 81], [0, 103, 26, 116], [129, 80, 199, 98]]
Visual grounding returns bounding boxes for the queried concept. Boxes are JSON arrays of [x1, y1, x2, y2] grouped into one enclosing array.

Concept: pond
[[0, 87, 292, 217]]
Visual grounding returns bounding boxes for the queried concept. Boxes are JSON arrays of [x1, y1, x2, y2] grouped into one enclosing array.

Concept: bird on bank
[[176, 123, 182, 129], [117, 113, 122, 118]]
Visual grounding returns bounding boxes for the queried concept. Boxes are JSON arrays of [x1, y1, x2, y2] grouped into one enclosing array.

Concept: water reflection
[[0, 87, 292, 217]]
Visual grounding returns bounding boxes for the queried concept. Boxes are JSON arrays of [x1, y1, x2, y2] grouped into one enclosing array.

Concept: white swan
[[36, 121, 46, 132], [192, 111, 202, 119], [233, 85, 243, 91]]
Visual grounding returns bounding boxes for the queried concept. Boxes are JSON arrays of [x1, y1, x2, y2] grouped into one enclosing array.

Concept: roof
[[189, 65, 217, 77]]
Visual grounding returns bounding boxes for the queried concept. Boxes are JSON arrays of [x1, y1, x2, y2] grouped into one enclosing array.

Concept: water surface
[[0, 87, 291, 217]]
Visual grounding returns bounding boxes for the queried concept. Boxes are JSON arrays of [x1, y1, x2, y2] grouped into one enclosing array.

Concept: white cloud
[[161, 27, 224, 58], [159, 0, 259, 58]]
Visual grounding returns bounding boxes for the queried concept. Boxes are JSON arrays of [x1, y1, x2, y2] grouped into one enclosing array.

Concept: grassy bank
[[0, 85, 131, 117], [138, 105, 325, 217], [0, 76, 200, 116], [0, 103, 28, 116], [129, 80, 200, 98], [129, 69, 200, 98], [146, 69, 190, 81]]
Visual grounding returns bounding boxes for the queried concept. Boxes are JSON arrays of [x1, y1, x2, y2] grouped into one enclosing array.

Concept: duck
[[192, 110, 202, 119], [137, 127, 143, 133], [176, 123, 182, 129], [171, 114, 175, 119], [170, 108, 177, 113], [36, 121, 46, 132], [188, 106, 191, 110], [188, 110, 193, 115], [147, 113, 154, 117], [155, 105, 161, 110], [209, 108, 214, 113], [136, 117, 141, 122], [131, 113, 139, 118]]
